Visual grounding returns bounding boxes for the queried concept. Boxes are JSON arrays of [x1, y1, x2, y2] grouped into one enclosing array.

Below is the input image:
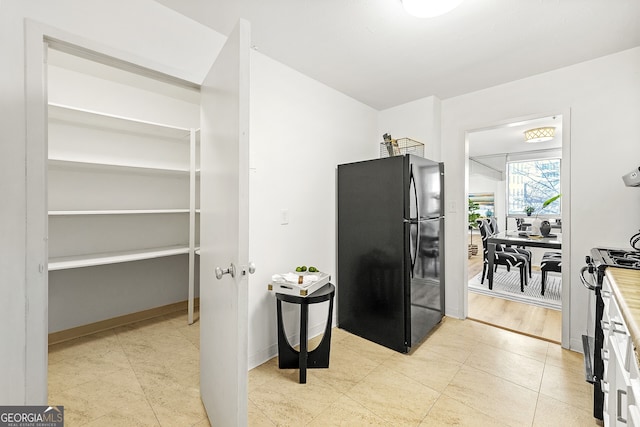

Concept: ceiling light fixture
[[524, 127, 555, 143], [402, 0, 463, 18]]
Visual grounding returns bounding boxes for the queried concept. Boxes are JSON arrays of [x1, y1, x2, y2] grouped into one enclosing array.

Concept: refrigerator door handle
[[409, 165, 419, 277], [405, 221, 419, 279], [410, 164, 419, 221], [413, 222, 420, 278]]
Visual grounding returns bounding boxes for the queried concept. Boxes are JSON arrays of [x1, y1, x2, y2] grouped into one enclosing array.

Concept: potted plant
[[524, 206, 535, 216], [531, 194, 562, 235], [468, 199, 481, 257]]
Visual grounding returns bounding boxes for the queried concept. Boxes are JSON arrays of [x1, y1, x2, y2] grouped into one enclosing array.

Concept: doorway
[[45, 45, 202, 337], [44, 42, 207, 420], [466, 115, 564, 343]]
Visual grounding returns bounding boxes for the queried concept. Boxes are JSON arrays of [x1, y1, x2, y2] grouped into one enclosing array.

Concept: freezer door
[[406, 216, 444, 346], [407, 155, 443, 221]]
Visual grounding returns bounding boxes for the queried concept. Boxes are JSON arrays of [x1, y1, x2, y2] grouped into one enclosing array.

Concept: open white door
[[199, 19, 251, 426]]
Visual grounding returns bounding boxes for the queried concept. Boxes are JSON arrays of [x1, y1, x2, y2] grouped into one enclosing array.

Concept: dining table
[[487, 231, 562, 286]]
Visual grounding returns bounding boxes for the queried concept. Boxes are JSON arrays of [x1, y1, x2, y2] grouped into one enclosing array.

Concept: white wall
[[0, 0, 222, 405], [442, 47, 640, 350], [378, 96, 442, 161], [247, 51, 378, 368], [468, 173, 504, 227]]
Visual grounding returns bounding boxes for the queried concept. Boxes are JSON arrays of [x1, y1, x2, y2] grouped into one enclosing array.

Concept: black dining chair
[[477, 219, 529, 292], [541, 252, 562, 295], [489, 217, 532, 278]]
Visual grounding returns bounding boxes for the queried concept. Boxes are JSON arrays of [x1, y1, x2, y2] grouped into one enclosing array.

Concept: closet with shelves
[[47, 48, 201, 333]]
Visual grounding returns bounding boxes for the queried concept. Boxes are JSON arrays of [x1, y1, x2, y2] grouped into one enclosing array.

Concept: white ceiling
[[468, 115, 563, 173], [154, 0, 640, 110], [469, 115, 562, 157]]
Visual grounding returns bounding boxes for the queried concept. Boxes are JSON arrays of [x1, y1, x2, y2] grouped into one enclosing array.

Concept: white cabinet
[[47, 50, 201, 330], [601, 276, 640, 426]]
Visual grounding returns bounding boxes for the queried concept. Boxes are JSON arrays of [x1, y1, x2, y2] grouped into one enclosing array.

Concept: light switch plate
[[280, 209, 289, 225]]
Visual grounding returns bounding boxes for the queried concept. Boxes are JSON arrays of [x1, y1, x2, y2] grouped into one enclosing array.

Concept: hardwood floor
[[466, 232, 562, 343], [468, 293, 562, 343]]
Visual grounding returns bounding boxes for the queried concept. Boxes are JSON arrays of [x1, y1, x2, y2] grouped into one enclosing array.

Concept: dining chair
[[541, 251, 562, 295], [477, 219, 529, 291], [489, 217, 532, 278]]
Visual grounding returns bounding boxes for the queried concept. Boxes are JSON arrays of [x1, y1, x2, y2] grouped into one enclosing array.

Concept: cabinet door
[[611, 335, 632, 426], [603, 346, 612, 426]]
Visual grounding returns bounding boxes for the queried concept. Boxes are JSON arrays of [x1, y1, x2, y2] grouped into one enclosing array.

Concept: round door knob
[[215, 264, 236, 280], [248, 262, 256, 274]]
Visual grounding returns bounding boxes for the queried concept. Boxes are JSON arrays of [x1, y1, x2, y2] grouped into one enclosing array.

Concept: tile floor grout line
[[381, 356, 449, 397], [416, 390, 442, 425], [471, 340, 550, 366], [458, 360, 544, 397], [113, 323, 165, 427], [531, 387, 542, 427], [302, 391, 348, 426], [351, 360, 439, 425], [331, 393, 390, 426], [437, 391, 507, 426], [247, 395, 277, 427]]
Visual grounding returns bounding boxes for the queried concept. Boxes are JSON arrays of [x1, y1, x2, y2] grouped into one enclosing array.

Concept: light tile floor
[[48, 311, 600, 426]]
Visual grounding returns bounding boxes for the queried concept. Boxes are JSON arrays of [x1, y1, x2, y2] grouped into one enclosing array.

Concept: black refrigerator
[[337, 154, 444, 353]]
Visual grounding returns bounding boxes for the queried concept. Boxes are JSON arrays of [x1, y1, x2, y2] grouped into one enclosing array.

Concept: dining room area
[[466, 115, 564, 343]]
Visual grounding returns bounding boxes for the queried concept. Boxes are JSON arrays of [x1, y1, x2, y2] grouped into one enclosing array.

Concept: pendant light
[[402, 0, 464, 18]]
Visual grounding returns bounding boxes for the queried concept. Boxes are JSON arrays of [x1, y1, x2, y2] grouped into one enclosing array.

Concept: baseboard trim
[[48, 299, 200, 345]]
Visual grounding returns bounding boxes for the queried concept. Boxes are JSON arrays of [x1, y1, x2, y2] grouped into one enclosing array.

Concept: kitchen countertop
[[606, 268, 640, 357]]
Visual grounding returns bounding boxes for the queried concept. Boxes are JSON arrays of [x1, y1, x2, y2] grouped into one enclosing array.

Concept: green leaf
[[542, 194, 561, 209]]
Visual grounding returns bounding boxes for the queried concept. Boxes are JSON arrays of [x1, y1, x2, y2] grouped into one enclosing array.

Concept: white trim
[[188, 128, 197, 324], [24, 19, 49, 404], [464, 108, 572, 349], [560, 109, 572, 350], [45, 34, 201, 89], [24, 19, 204, 403]]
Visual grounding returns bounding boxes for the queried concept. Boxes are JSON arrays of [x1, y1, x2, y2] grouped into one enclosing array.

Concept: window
[[507, 158, 561, 216]]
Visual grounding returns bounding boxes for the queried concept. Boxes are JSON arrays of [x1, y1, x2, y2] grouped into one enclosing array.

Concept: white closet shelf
[[48, 158, 190, 174], [48, 245, 190, 271], [48, 103, 193, 139], [49, 209, 190, 216]]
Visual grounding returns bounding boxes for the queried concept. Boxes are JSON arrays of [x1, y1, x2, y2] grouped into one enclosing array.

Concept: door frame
[[462, 109, 572, 349], [24, 20, 202, 401]]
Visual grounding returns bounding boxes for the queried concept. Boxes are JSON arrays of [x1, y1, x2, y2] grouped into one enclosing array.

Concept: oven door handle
[[580, 265, 597, 290]]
